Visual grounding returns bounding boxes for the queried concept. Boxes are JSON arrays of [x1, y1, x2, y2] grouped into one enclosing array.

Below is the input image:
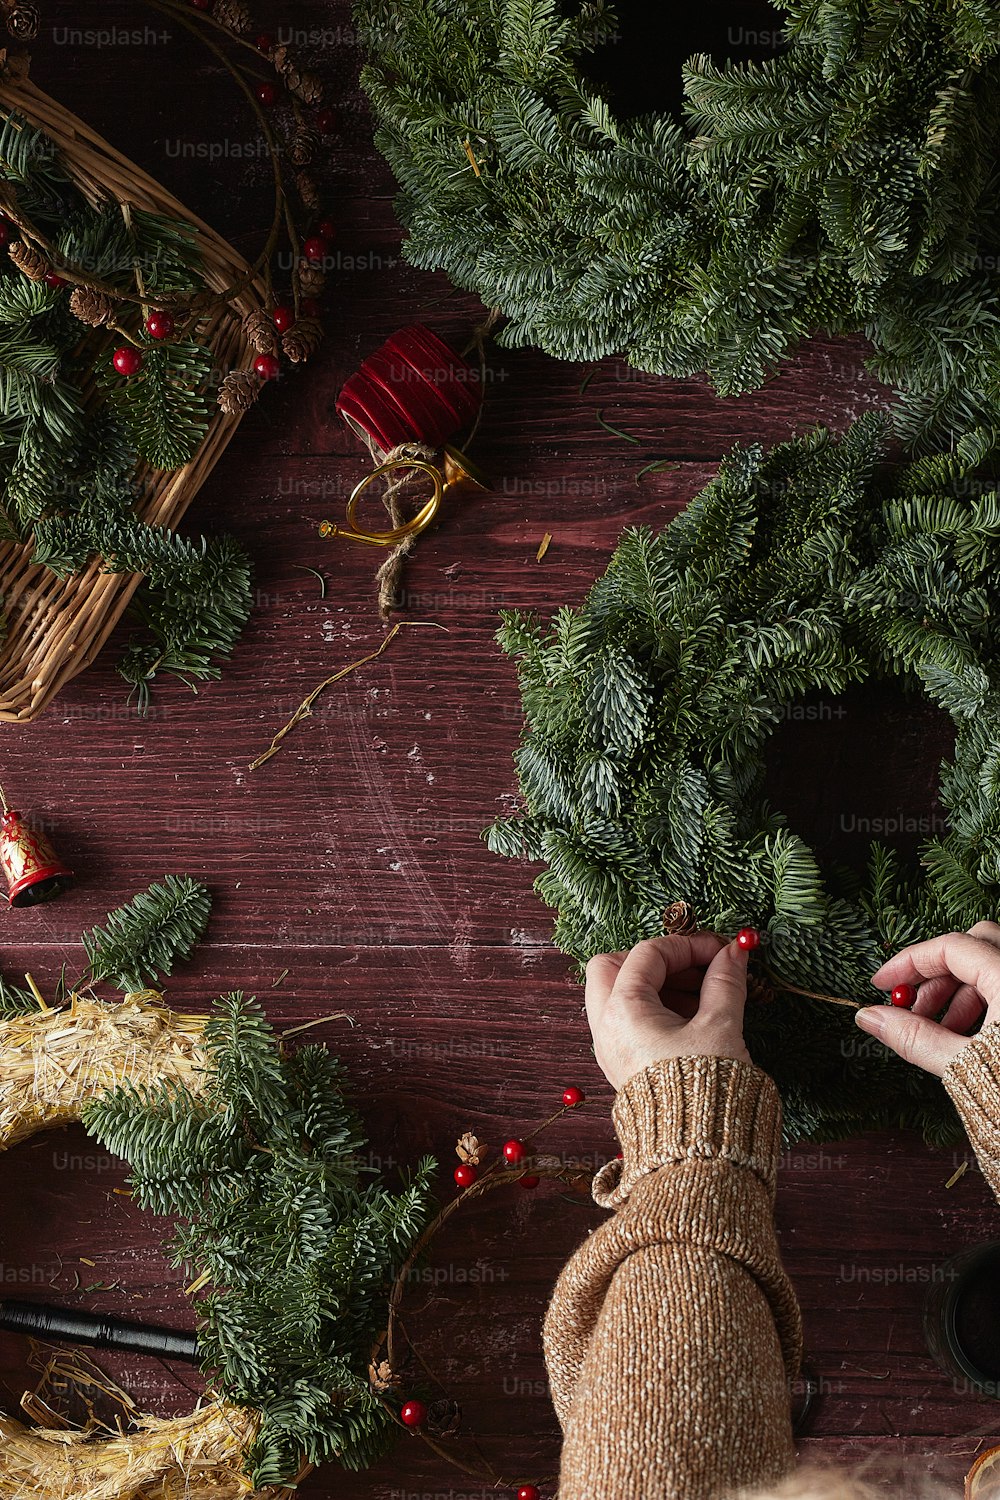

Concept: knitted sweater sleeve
[[943, 1020, 1000, 1198], [542, 1055, 803, 1500]]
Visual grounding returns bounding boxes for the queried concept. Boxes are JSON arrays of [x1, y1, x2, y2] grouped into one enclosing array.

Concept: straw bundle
[[0, 993, 281, 1499], [0, 73, 265, 722]]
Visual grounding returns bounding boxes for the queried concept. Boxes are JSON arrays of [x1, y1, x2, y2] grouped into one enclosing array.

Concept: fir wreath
[[0, 878, 434, 1493], [358, 0, 1000, 454], [0, 111, 251, 708], [486, 415, 1000, 1146]]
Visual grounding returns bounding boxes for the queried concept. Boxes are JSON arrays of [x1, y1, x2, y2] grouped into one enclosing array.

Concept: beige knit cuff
[[592, 1054, 784, 1210], [943, 1020, 1000, 1146]]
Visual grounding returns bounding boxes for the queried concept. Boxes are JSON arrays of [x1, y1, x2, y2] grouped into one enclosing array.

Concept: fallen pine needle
[[79, 1258, 96, 1268], [271, 968, 289, 988], [636, 457, 679, 482], [578, 369, 595, 396], [282, 1011, 355, 1039], [185, 1269, 211, 1297], [536, 532, 552, 562], [596, 408, 641, 446], [292, 564, 327, 599], [249, 621, 448, 770], [945, 1159, 969, 1189], [462, 138, 481, 176]]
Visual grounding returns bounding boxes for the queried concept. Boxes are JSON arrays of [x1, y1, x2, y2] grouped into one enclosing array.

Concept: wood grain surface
[[0, 3, 995, 1494]]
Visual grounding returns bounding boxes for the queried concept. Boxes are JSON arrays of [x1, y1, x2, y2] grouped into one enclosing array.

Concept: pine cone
[[8, 239, 47, 280], [242, 309, 279, 355], [217, 369, 261, 415], [281, 316, 322, 364], [456, 1131, 487, 1166], [426, 1399, 461, 1439], [662, 900, 697, 934], [297, 263, 325, 298], [69, 286, 117, 326], [5, 4, 38, 39], [211, 0, 251, 32], [368, 1358, 401, 1394], [289, 128, 319, 167], [272, 45, 324, 105], [295, 171, 321, 212]]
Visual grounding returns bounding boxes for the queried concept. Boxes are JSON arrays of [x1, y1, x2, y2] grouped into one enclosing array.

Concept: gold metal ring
[[321, 458, 443, 548]]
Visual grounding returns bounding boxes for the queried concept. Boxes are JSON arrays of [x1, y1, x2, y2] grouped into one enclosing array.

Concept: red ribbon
[[336, 325, 481, 456]]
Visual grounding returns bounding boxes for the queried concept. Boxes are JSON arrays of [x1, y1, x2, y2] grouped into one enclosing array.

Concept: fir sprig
[[81, 875, 212, 992], [84, 992, 436, 1486]]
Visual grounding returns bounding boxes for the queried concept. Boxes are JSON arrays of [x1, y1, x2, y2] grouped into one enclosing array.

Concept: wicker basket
[[0, 73, 265, 722]]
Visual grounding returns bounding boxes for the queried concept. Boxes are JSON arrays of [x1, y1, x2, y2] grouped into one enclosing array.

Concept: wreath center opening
[[761, 679, 956, 876]]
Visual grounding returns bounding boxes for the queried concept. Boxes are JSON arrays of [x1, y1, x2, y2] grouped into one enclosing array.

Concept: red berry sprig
[[112, 347, 143, 377], [302, 234, 328, 264], [891, 983, 917, 1007], [562, 1086, 585, 1107], [502, 1139, 526, 1167], [257, 82, 278, 107], [43, 271, 65, 290], [145, 310, 175, 341], [272, 304, 295, 333], [400, 1398, 427, 1428], [519, 1175, 540, 1190], [517, 1487, 542, 1500], [736, 926, 761, 951], [253, 353, 281, 381], [453, 1163, 478, 1189]]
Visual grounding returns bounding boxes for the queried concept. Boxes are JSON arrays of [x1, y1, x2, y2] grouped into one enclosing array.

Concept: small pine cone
[[295, 171, 321, 212], [662, 899, 697, 934], [211, 0, 251, 31], [289, 128, 319, 167], [217, 369, 261, 415], [242, 309, 279, 354], [425, 1399, 461, 1439], [8, 239, 47, 280], [6, 3, 39, 39], [456, 1131, 487, 1166], [297, 263, 325, 298], [69, 286, 117, 326], [281, 316, 322, 364], [368, 1358, 401, 1394], [271, 45, 323, 105]]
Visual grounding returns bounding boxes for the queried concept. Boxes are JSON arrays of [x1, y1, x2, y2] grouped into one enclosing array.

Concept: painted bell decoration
[[0, 787, 73, 907]]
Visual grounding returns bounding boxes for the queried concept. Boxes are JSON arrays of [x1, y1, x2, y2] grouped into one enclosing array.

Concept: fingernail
[[855, 1006, 885, 1034]]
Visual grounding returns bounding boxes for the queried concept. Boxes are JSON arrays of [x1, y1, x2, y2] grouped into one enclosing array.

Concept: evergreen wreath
[[0, 878, 434, 1495], [358, 0, 1000, 455], [0, 111, 253, 709], [485, 414, 1000, 1146]]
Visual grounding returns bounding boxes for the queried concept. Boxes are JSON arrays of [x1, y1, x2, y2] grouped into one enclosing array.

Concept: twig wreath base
[[0, 993, 278, 1500]]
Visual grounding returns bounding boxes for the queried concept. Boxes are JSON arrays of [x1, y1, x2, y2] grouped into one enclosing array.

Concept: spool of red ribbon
[[336, 325, 481, 457]]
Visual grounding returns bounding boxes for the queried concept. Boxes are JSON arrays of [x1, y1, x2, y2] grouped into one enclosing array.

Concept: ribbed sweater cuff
[[943, 1021, 1000, 1146], [592, 1055, 783, 1210]]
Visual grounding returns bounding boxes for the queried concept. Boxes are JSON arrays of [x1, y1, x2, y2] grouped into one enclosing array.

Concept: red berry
[[145, 310, 175, 341], [519, 1175, 540, 1191], [400, 1399, 427, 1428], [43, 271, 65, 289], [112, 346, 143, 376], [502, 1139, 526, 1167], [736, 926, 761, 951], [253, 353, 280, 380], [562, 1086, 585, 1108], [272, 303, 294, 333], [453, 1163, 477, 1189], [0, 219, 11, 247], [302, 235, 328, 264], [301, 297, 321, 318], [317, 218, 336, 240], [255, 31, 273, 50], [316, 106, 336, 133], [891, 983, 918, 1008], [190, 0, 210, 9], [517, 1488, 542, 1500], [257, 82, 278, 107]]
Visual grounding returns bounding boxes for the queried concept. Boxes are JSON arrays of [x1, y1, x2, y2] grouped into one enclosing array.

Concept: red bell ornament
[[335, 324, 482, 458], [0, 789, 73, 907]]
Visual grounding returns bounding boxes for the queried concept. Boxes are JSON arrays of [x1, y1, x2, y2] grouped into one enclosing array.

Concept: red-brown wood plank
[[0, 2, 993, 1495]]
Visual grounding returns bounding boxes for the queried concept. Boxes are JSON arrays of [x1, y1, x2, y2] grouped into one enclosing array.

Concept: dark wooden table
[[0, 4, 997, 1494]]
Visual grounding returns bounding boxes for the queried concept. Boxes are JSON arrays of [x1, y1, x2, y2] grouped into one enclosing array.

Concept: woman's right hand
[[856, 921, 1000, 1075]]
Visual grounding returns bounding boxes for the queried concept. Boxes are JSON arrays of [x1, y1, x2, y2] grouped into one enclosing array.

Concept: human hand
[[584, 932, 751, 1090], [856, 922, 1000, 1076]]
